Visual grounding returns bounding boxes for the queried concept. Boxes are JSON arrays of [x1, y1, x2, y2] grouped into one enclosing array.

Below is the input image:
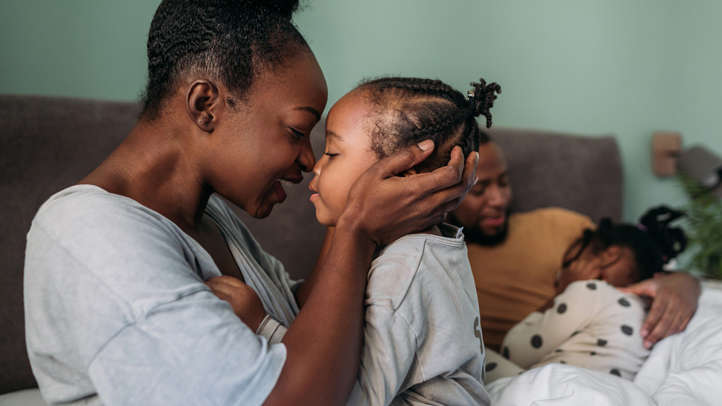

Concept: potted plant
[[678, 176, 722, 283]]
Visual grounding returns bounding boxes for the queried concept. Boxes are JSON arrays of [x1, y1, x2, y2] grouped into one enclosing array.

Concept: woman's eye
[[324, 152, 338, 159], [290, 128, 305, 139]]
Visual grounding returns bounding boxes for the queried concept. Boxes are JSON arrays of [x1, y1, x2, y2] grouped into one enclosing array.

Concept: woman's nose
[[298, 139, 316, 173]]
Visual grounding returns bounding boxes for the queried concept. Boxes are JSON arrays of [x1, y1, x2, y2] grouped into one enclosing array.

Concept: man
[[450, 140, 700, 351]]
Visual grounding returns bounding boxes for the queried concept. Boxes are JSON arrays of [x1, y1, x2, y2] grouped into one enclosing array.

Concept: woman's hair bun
[[236, 0, 301, 19], [470, 79, 501, 128], [639, 205, 687, 263]]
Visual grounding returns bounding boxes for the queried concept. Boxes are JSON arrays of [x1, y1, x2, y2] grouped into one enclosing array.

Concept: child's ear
[[599, 245, 623, 268]]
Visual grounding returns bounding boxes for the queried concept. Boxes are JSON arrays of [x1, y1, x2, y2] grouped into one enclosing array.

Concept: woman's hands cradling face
[[339, 142, 478, 246]]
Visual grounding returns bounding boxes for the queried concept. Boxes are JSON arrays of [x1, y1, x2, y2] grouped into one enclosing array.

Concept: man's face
[[451, 142, 512, 245]]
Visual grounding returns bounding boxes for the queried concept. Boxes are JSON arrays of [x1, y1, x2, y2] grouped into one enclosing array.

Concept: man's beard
[[448, 211, 510, 246]]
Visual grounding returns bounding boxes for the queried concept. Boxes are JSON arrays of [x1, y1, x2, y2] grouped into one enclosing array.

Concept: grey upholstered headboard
[[488, 127, 623, 223]]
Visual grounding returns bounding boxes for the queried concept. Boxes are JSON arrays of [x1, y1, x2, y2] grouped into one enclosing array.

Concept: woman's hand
[[340, 141, 478, 246], [205, 276, 266, 332], [619, 272, 700, 349]]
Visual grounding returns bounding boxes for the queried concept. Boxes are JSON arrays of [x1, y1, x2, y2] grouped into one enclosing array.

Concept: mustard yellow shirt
[[467, 208, 593, 350]]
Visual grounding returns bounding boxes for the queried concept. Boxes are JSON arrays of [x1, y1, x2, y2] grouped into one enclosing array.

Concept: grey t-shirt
[[24, 185, 298, 406], [352, 225, 490, 406], [259, 225, 491, 406]]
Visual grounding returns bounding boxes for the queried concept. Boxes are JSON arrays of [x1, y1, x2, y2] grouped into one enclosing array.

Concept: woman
[[23, 1, 477, 405]]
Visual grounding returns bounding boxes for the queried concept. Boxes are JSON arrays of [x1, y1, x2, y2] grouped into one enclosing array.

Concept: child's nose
[[312, 157, 323, 176]]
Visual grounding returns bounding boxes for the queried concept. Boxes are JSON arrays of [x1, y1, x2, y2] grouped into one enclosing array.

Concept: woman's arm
[[262, 144, 478, 406], [212, 145, 476, 406], [294, 226, 335, 309]]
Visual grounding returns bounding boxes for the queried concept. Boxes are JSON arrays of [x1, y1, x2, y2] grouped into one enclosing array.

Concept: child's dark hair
[[572, 206, 687, 282], [141, 0, 308, 119], [356, 77, 501, 172]]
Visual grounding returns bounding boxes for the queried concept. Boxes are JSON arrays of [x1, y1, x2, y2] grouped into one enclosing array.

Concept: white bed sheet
[[4, 289, 721, 406], [487, 286, 722, 406]]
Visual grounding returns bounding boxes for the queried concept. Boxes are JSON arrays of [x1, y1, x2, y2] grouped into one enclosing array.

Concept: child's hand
[[556, 257, 601, 294], [205, 276, 266, 332]]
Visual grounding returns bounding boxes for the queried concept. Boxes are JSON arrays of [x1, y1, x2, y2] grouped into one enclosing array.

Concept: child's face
[[309, 91, 379, 226], [557, 244, 639, 292]]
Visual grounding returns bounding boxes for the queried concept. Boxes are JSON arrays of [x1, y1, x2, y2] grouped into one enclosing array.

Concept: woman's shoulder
[[32, 184, 175, 238]]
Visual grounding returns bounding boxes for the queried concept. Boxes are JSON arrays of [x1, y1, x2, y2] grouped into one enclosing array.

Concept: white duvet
[[3, 289, 721, 406], [487, 286, 722, 406]]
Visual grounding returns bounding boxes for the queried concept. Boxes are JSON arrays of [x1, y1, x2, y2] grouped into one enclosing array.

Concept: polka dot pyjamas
[[485, 280, 650, 383]]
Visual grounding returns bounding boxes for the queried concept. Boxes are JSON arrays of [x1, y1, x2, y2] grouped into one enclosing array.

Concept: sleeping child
[[258, 76, 501, 405], [484, 206, 687, 383]]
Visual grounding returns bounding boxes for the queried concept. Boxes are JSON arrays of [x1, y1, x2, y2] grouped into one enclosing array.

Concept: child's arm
[[256, 306, 417, 406], [501, 281, 601, 368]]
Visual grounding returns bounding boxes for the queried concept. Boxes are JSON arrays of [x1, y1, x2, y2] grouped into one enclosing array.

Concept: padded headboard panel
[[1, 95, 137, 394], [488, 127, 623, 223]]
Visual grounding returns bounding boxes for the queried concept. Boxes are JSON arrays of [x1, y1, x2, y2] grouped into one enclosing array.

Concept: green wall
[[2, 0, 720, 221]]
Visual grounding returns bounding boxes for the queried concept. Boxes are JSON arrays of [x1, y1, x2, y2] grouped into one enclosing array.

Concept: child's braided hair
[[357, 77, 501, 172], [581, 206, 688, 282]]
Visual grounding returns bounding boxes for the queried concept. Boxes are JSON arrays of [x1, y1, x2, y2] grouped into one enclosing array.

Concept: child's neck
[[417, 224, 442, 236]]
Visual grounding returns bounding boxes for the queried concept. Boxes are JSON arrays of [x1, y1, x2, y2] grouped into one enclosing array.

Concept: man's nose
[[486, 185, 504, 207]]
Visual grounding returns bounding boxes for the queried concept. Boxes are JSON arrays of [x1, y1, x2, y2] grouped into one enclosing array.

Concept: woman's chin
[[245, 200, 276, 219]]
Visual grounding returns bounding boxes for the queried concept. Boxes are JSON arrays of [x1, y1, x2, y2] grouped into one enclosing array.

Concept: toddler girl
[[262, 76, 501, 406], [485, 206, 687, 383]]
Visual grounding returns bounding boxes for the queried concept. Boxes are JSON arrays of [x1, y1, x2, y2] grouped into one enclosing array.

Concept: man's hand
[[619, 272, 701, 349], [205, 276, 266, 332], [341, 141, 478, 246]]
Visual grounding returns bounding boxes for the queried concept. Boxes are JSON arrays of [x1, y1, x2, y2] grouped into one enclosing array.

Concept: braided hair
[[141, 0, 308, 119], [580, 206, 687, 282], [357, 77, 501, 172]]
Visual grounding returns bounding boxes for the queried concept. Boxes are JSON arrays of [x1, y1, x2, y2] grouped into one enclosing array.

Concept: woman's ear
[[186, 80, 220, 133]]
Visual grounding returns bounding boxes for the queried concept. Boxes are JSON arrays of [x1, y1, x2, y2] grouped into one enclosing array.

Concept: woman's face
[[205, 50, 328, 218]]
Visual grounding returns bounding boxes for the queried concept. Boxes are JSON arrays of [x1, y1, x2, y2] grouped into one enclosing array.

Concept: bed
[[2, 95, 718, 405], [487, 283, 722, 406]]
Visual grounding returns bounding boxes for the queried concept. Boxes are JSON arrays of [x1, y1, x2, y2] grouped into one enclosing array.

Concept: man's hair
[[141, 0, 308, 119], [356, 77, 500, 172]]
